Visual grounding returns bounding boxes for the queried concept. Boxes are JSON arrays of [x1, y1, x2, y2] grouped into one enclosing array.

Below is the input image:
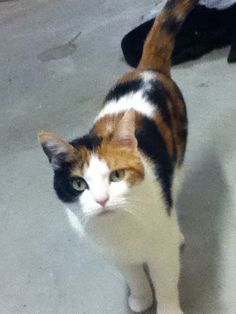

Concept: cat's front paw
[[128, 294, 153, 313], [157, 306, 183, 314]]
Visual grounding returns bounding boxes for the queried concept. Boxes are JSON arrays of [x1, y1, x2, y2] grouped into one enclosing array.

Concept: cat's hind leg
[[118, 264, 153, 312]]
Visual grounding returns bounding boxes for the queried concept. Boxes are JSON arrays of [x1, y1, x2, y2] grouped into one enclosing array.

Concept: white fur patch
[[65, 207, 84, 236], [78, 154, 130, 217], [83, 155, 110, 202], [95, 90, 155, 121], [141, 72, 156, 93], [141, 71, 156, 83], [65, 154, 184, 267], [95, 71, 158, 122]]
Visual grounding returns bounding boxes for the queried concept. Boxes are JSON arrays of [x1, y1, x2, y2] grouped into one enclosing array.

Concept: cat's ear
[[112, 109, 137, 151], [38, 130, 76, 170]]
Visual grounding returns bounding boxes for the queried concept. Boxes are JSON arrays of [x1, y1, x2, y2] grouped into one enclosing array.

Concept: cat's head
[[39, 110, 145, 220]]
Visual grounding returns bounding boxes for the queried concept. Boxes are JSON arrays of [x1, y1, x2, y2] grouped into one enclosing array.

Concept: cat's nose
[[96, 198, 109, 207]]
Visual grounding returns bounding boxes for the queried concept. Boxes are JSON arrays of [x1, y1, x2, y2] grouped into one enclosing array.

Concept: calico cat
[[39, 0, 197, 313]]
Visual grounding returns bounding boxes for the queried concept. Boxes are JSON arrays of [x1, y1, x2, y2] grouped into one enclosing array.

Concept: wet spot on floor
[[38, 32, 81, 62], [198, 82, 209, 88]]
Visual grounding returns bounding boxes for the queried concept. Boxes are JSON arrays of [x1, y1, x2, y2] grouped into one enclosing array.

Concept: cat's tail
[[138, 0, 198, 76]]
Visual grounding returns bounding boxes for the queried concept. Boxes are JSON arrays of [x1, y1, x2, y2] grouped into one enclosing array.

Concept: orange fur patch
[[175, 0, 195, 18], [138, 0, 196, 75], [138, 15, 174, 76], [97, 140, 145, 185], [92, 112, 143, 139]]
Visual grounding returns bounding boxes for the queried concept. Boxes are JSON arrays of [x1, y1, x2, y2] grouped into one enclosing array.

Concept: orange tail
[[138, 0, 198, 76]]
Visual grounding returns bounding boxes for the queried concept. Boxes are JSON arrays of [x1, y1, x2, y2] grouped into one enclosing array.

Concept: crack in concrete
[[38, 32, 81, 62]]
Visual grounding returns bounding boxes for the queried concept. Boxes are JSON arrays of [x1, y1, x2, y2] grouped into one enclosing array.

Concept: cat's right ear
[[38, 130, 76, 170], [112, 109, 137, 151]]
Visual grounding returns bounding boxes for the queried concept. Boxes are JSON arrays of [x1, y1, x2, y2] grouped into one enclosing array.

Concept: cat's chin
[[97, 208, 115, 216], [84, 202, 128, 219], [82, 206, 116, 219], [85, 208, 131, 227]]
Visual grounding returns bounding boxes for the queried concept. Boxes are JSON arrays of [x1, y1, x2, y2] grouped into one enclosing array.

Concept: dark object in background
[[121, 4, 236, 66]]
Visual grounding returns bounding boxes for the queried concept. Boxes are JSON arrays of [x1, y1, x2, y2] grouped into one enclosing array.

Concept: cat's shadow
[[178, 150, 228, 314], [128, 149, 228, 314]]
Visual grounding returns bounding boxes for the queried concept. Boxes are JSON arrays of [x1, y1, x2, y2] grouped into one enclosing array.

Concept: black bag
[[121, 4, 236, 66]]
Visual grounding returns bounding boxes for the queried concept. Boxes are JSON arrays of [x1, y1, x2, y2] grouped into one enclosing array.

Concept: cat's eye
[[110, 169, 125, 182], [71, 177, 88, 192]]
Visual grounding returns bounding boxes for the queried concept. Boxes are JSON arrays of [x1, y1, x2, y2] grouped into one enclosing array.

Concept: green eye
[[110, 169, 125, 182], [71, 177, 88, 192]]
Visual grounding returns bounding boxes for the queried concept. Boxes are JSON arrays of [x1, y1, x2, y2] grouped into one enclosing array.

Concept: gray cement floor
[[0, 0, 236, 313]]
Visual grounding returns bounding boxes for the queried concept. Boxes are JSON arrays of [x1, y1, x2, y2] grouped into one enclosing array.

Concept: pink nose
[[96, 198, 109, 207]]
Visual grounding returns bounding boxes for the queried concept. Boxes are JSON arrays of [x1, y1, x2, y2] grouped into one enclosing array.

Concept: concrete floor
[[0, 0, 236, 313]]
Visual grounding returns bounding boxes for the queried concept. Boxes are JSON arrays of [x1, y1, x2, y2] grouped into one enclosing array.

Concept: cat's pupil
[[115, 171, 120, 178]]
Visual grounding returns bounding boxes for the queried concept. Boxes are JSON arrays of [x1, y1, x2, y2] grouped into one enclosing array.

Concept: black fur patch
[[143, 79, 172, 126], [70, 133, 101, 151], [162, 16, 182, 34], [53, 164, 81, 203], [165, 0, 197, 13], [104, 79, 142, 103], [52, 134, 101, 203], [164, 0, 179, 10], [136, 117, 174, 213]]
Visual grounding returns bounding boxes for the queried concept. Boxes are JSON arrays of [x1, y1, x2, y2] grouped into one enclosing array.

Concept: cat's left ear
[[112, 109, 137, 151], [38, 130, 76, 170]]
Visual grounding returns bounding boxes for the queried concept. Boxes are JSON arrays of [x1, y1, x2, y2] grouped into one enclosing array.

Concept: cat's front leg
[[148, 246, 183, 314], [118, 263, 153, 312]]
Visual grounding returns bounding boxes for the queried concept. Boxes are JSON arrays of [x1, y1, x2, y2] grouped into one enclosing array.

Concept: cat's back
[[92, 69, 187, 208], [93, 69, 187, 167]]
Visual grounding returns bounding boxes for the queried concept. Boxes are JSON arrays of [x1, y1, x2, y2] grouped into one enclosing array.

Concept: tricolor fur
[[39, 1, 197, 313]]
